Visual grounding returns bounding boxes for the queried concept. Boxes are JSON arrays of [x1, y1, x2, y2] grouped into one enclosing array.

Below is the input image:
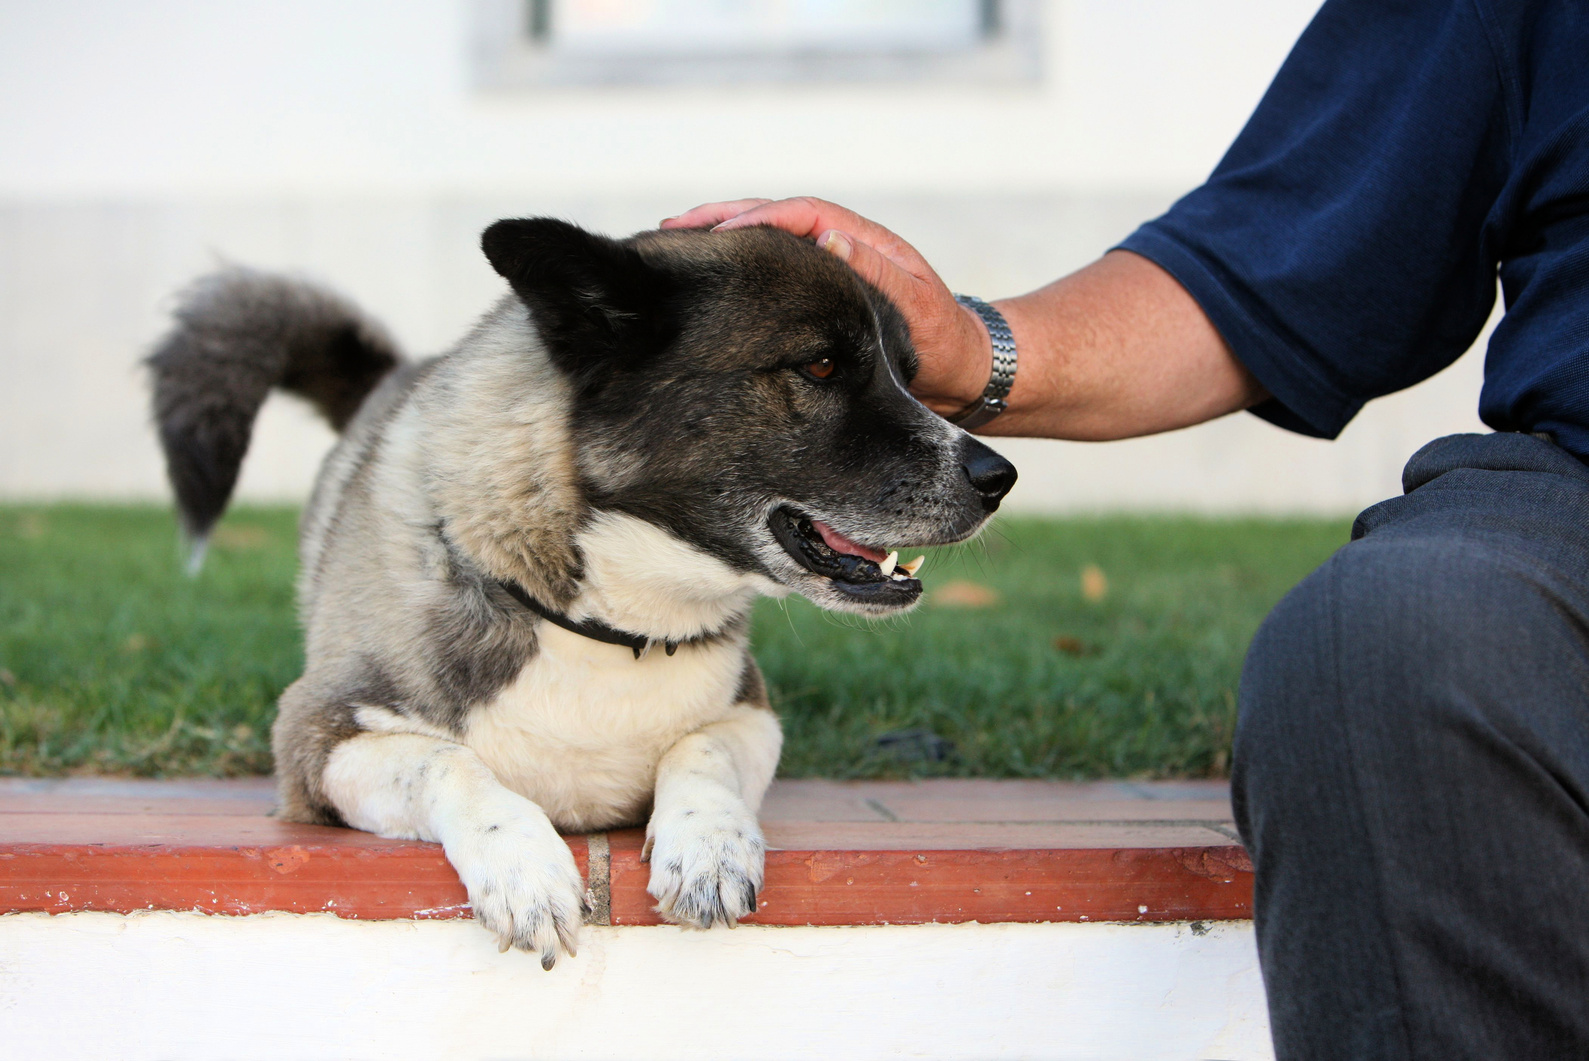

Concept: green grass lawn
[[0, 504, 1349, 780]]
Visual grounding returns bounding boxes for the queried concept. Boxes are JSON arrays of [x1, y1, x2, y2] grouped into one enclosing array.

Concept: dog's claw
[[557, 918, 580, 958], [541, 949, 557, 971], [641, 835, 653, 863], [497, 934, 512, 954]]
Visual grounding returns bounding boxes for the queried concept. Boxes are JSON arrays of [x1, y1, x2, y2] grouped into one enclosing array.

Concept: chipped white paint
[[0, 912, 1273, 1060]]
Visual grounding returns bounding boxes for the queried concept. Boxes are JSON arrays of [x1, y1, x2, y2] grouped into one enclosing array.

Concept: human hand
[[662, 197, 991, 418]]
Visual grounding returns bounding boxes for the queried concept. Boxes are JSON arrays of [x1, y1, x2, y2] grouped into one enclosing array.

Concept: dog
[[147, 218, 1017, 967]]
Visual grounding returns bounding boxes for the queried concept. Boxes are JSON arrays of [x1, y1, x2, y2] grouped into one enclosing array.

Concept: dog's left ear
[[482, 218, 677, 386]]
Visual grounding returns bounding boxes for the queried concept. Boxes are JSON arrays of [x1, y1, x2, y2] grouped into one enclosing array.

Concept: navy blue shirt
[[1119, 0, 1589, 454]]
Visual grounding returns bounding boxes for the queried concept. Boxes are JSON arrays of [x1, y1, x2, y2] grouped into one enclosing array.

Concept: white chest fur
[[463, 510, 777, 832], [465, 628, 748, 831]]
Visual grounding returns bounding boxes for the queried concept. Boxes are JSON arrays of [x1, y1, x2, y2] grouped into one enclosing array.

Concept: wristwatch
[[947, 294, 1017, 431]]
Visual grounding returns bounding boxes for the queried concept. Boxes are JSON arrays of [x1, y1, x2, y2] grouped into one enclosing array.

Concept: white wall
[[0, 0, 1489, 512], [0, 0, 1321, 198]]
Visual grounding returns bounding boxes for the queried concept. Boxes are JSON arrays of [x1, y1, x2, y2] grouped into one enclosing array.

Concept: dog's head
[[482, 217, 1016, 616]]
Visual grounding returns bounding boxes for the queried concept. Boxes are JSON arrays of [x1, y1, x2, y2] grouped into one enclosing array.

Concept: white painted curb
[[0, 912, 1271, 1060]]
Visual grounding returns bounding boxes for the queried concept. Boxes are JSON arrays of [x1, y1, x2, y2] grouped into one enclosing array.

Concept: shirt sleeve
[[1117, 0, 1512, 438]]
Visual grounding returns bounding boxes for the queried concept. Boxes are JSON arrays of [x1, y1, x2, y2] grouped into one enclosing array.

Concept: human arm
[[667, 0, 1514, 444], [663, 197, 1265, 441]]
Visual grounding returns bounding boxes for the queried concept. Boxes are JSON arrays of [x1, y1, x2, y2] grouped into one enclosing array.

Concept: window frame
[[469, 0, 1044, 88]]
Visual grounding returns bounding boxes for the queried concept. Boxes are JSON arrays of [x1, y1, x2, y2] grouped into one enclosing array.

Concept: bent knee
[[1251, 535, 1571, 691], [1238, 534, 1585, 774]]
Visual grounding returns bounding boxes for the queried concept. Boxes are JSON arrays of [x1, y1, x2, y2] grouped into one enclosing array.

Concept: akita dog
[[148, 218, 1016, 967]]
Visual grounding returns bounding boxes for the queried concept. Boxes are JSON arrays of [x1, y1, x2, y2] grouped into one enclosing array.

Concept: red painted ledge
[[0, 778, 1252, 926]]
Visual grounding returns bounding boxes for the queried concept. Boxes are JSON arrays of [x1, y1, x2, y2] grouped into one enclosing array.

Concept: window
[[471, 0, 1043, 87]]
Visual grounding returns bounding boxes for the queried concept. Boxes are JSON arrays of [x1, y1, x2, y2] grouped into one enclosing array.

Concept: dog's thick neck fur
[[422, 301, 588, 609], [564, 509, 780, 642], [415, 299, 775, 644]]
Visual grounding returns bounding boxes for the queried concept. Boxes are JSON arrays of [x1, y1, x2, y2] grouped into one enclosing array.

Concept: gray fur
[[147, 269, 401, 550], [735, 658, 769, 710]]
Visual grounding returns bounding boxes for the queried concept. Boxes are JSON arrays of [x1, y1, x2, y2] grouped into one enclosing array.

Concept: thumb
[[817, 229, 917, 307]]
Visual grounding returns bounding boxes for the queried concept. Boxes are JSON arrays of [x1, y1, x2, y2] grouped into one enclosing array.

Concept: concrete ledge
[[0, 777, 1251, 926]]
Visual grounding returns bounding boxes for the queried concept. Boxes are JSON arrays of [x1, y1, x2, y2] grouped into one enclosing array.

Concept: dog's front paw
[[644, 789, 765, 929], [446, 801, 588, 969]]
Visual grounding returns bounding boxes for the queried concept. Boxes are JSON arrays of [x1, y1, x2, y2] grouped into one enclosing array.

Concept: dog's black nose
[[960, 438, 1018, 511]]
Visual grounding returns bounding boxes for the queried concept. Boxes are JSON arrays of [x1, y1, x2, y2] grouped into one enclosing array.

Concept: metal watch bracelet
[[948, 294, 1017, 431]]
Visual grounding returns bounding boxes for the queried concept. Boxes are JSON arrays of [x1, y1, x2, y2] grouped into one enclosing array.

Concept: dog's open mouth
[[769, 507, 925, 606]]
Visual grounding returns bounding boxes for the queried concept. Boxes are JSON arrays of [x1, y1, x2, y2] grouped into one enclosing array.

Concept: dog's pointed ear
[[481, 218, 677, 385]]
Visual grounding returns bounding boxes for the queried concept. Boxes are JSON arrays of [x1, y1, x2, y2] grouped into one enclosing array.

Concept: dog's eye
[[802, 358, 836, 380]]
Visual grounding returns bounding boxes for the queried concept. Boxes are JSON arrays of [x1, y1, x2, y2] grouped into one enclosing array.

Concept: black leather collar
[[497, 580, 690, 659]]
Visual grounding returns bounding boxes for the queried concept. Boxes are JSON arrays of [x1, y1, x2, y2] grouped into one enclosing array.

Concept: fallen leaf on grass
[[930, 580, 1000, 608], [212, 524, 270, 550], [1080, 564, 1109, 602], [15, 514, 45, 539], [1052, 636, 1098, 657]]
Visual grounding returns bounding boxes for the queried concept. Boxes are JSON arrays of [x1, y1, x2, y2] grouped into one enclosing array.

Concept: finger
[[661, 199, 771, 229], [713, 196, 866, 241], [818, 229, 921, 309], [722, 198, 934, 281]]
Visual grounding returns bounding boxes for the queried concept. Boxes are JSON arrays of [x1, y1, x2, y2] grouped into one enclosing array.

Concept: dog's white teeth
[[879, 551, 898, 577], [901, 555, 925, 577]]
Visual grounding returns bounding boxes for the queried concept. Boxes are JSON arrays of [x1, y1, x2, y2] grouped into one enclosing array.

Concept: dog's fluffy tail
[[147, 269, 401, 567]]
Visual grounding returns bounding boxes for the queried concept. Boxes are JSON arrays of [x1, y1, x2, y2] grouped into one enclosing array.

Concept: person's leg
[[1234, 433, 1589, 1060]]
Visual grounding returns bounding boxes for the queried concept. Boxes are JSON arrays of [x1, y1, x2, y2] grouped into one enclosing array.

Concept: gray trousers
[[1234, 432, 1589, 1059]]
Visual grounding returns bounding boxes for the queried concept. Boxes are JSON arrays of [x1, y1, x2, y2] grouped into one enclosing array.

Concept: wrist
[[918, 304, 994, 417], [953, 303, 996, 406], [943, 295, 1016, 431]]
